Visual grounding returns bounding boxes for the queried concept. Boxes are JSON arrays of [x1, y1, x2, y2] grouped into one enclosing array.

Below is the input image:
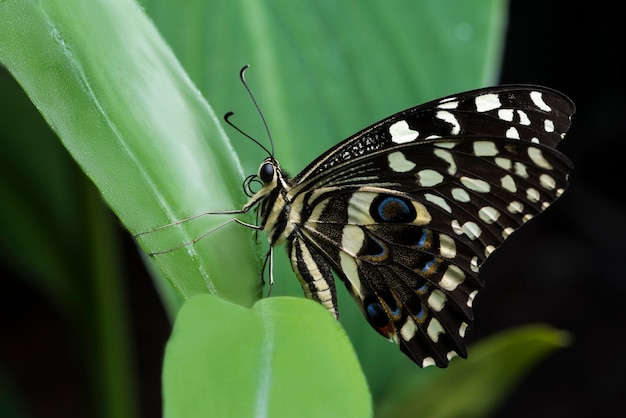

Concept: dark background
[[1, 1, 624, 417], [476, 1, 625, 417]]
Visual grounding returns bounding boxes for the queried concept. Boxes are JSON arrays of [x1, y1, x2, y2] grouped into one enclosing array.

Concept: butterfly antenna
[[224, 112, 273, 158], [239, 64, 275, 158]]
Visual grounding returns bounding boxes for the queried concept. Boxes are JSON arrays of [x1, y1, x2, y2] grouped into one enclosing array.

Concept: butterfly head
[[241, 157, 288, 212]]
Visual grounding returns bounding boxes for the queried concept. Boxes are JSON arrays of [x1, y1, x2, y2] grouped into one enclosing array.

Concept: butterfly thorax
[[245, 158, 297, 246]]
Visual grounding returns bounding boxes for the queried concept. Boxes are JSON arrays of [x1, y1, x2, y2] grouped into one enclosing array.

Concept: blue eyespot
[[364, 298, 388, 328], [417, 228, 431, 249], [370, 195, 416, 223], [420, 257, 441, 274], [359, 235, 389, 261], [387, 298, 401, 318], [415, 303, 427, 321]]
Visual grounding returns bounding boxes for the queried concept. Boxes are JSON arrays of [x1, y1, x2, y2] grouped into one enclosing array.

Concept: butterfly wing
[[285, 86, 574, 367]]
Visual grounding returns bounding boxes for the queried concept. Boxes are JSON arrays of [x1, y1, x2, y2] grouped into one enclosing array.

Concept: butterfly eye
[[259, 162, 275, 184]]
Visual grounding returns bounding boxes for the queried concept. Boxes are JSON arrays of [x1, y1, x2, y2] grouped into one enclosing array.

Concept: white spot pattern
[[400, 317, 417, 341], [434, 148, 457, 175], [530, 91, 551, 111], [436, 111, 461, 134], [427, 318, 445, 342], [388, 151, 416, 172], [460, 176, 491, 193], [439, 265, 465, 291], [473, 141, 498, 156], [417, 169, 444, 187], [389, 120, 419, 144], [425, 193, 451, 213], [478, 206, 500, 224], [528, 147, 553, 170], [475, 93, 501, 112]]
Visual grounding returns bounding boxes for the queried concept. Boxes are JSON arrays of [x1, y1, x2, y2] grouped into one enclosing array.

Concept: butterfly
[[144, 66, 575, 368]]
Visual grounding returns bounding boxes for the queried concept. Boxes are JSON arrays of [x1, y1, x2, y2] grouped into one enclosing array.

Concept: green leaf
[[376, 324, 572, 418], [0, 0, 260, 306], [163, 294, 372, 418]]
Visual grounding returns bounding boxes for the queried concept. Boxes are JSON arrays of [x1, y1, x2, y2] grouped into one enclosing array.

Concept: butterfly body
[[237, 85, 574, 368]]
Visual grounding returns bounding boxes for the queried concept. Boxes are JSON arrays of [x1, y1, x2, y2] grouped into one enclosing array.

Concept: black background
[[1, 1, 624, 417], [476, 1, 625, 417]]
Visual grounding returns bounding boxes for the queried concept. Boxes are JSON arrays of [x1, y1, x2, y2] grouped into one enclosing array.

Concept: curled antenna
[[239, 64, 275, 158]]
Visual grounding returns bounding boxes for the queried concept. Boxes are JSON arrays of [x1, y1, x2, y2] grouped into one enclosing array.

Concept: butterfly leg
[[260, 246, 275, 297]]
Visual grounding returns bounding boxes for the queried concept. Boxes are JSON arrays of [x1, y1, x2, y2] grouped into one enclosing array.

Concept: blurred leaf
[[376, 324, 571, 418], [0, 62, 139, 418], [163, 294, 372, 418]]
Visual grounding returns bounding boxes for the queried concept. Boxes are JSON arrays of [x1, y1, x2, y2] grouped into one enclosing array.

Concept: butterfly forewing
[[290, 85, 573, 188]]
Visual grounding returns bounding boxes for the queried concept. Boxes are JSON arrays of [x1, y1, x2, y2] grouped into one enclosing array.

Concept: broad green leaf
[[376, 325, 571, 418], [163, 294, 372, 418], [0, 0, 260, 306]]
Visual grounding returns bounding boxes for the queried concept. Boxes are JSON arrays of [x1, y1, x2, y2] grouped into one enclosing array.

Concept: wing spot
[[530, 91, 552, 111], [451, 187, 470, 202], [417, 169, 444, 187], [460, 176, 491, 193], [517, 110, 531, 125], [473, 140, 498, 157], [470, 256, 479, 272], [514, 162, 529, 178], [400, 317, 418, 341], [439, 234, 457, 258], [467, 291, 478, 308], [462, 221, 482, 240], [437, 98, 459, 109], [388, 151, 416, 172], [434, 148, 458, 175], [439, 264, 465, 291], [425, 193, 452, 213], [478, 206, 500, 224], [422, 357, 436, 368], [389, 120, 419, 144], [495, 157, 512, 170], [428, 290, 447, 312], [544, 119, 555, 132], [435, 110, 461, 135], [539, 173, 556, 190], [475, 93, 501, 112], [427, 318, 445, 342], [459, 322, 469, 337], [497, 108, 514, 121], [526, 187, 541, 202], [506, 127, 520, 139], [501, 174, 517, 192], [528, 147, 553, 170], [507, 201, 524, 214]]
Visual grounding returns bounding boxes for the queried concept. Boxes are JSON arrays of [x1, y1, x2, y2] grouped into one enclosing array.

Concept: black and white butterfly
[[145, 67, 575, 368]]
